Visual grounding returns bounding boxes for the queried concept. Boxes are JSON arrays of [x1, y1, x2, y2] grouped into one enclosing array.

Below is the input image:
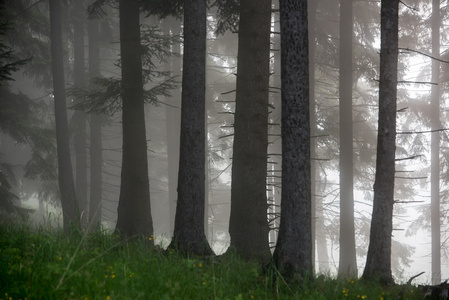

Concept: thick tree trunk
[[115, 0, 153, 237], [49, 0, 79, 233], [362, 0, 399, 285], [430, 0, 441, 285], [338, 0, 358, 278], [274, 0, 312, 280], [88, 12, 103, 230], [170, 0, 212, 255], [228, 0, 272, 262]]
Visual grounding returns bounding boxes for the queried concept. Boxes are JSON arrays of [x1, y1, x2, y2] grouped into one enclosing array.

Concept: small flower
[[361, 296, 367, 299], [111, 274, 116, 279], [106, 296, 111, 300], [202, 280, 206, 285], [58, 257, 62, 260], [129, 272, 135, 278], [199, 262, 203, 267]]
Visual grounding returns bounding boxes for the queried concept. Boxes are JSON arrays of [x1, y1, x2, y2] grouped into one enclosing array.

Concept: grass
[[0, 220, 422, 300]]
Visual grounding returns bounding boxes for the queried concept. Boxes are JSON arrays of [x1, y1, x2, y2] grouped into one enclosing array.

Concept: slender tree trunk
[[338, 0, 357, 278], [73, 0, 88, 228], [431, 0, 441, 285], [88, 12, 102, 230], [362, 0, 399, 284], [228, 0, 272, 262], [274, 0, 312, 280], [115, 0, 153, 237], [170, 0, 212, 255], [49, 0, 79, 233], [163, 18, 181, 237]]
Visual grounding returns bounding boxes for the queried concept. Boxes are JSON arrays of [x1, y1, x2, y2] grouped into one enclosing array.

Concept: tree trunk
[[170, 0, 212, 255], [115, 0, 153, 237], [162, 18, 181, 237], [274, 0, 312, 280], [430, 0, 441, 285], [228, 0, 272, 262], [88, 10, 102, 230], [338, 0, 358, 278], [73, 0, 88, 228], [49, 0, 79, 233], [361, 0, 399, 285]]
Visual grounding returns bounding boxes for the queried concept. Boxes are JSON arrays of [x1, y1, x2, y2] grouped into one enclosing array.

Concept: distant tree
[[430, 0, 441, 285], [274, 0, 312, 280], [87, 5, 103, 230], [228, 0, 272, 261], [49, 0, 79, 232], [115, 0, 153, 238], [72, 0, 88, 227], [338, 0, 357, 278], [169, 0, 213, 255], [361, 0, 399, 284]]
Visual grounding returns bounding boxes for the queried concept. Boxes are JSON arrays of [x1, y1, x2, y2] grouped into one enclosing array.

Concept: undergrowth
[[0, 220, 422, 299]]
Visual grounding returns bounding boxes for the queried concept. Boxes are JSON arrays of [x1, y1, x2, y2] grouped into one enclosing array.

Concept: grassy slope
[[0, 220, 421, 300]]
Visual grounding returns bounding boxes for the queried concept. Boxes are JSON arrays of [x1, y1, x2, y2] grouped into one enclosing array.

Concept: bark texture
[[170, 0, 212, 255], [338, 0, 358, 278], [274, 0, 313, 280], [49, 0, 79, 232], [115, 0, 153, 237], [228, 0, 272, 262], [362, 0, 399, 284]]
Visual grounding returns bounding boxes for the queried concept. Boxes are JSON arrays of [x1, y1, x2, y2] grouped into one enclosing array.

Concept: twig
[[399, 47, 449, 64]]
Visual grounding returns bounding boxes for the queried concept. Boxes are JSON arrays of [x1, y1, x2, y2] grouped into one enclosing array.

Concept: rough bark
[[88, 12, 102, 230], [169, 0, 212, 255], [338, 0, 358, 278], [430, 0, 441, 285], [228, 0, 272, 262], [115, 0, 153, 237], [49, 0, 79, 232], [361, 0, 399, 285], [274, 0, 313, 280]]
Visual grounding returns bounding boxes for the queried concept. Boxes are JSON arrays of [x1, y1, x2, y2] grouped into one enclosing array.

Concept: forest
[[0, 0, 448, 297]]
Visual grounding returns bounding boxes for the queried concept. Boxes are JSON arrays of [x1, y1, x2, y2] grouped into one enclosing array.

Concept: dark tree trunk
[[274, 0, 312, 280], [49, 0, 79, 232], [169, 0, 212, 255], [361, 0, 399, 285], [115, 0, 153, 237], [88, 12, 102, 230], [228, 0, 272, 262], [72, 0, 88, 228], [338, 0, 357, 278], [430, 0, 441, 285]]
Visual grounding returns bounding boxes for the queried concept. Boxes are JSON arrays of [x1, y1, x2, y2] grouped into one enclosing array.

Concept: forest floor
[[0, 218, 424, 300]]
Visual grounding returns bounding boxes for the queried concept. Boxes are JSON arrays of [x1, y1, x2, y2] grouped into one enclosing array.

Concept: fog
[[1, 0, 448, 285]]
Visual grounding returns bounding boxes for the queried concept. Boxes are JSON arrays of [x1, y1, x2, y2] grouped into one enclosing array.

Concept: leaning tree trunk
[[49, 0, 79, 233], [228, 0, 272, 262], [274, 0, 312, 280], [338, 0, 358, 279], [169, 0, 212, 255], [115, 0, 153, 238], [361, 0, 399, 285], [430, 0, 441, 285]]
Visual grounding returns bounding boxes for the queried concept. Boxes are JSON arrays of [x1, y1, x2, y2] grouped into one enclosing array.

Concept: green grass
[[0, 220, 422, 300]]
